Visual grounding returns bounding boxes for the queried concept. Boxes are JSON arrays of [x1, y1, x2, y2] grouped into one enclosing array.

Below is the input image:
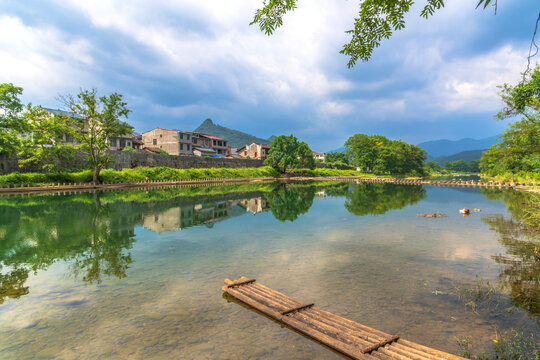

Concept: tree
[[0, 83, 28, 155], [326, 152, 349, 164], [480, 66, 540, 177], [344, 134, 379, 172], [345, 133, 426, 174], [425, 160, 441, 172], [251, 0, 501, 67], [60, 89, 131, 183], [297, 141, 315, 170], [265, 134, 300, 172], [17, 105, 77, 172]]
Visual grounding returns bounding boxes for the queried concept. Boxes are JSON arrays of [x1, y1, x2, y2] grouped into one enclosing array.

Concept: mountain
[[328, 146, 346, 153], [193, 119, 274, 148], [418, 136, 499, 158], [432, 149, 486, 165]]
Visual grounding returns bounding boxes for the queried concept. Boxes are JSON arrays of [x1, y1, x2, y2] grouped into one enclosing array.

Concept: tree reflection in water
[[481, 189, 540, 323], [264, 185, 316, 222], [344, 183, 426, 216], [0, 194, 136, 304]]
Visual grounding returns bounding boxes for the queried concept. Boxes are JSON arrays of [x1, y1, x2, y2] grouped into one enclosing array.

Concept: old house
[[237, 143, 270, 160], [313, 152, 326, 162], [191, 133, 229, 156], [141, 128, 193, 155], [41, 107, 135, 150]]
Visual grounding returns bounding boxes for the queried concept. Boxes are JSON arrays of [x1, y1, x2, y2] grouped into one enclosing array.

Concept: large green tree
[[251, 0, 500, 67], [18, 105, 77, 172], [60, 89, 131, 183], [265, 134, 300, 172], [480, 66, 540, 179], [345, 133, 426, 174], [297, 141, 315, 170], [0, 83, 28, 155]]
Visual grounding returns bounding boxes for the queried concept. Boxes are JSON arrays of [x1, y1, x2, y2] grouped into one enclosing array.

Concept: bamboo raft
[[223, 277, 466, 360]]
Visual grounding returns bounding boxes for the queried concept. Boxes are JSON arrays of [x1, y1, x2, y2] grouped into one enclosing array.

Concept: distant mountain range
[[327, 136, 499, 164], [431, 149, 486, 165], [193, 118, 499, 162], [193, 119, 274, 149], [417, 136, 499, 158]]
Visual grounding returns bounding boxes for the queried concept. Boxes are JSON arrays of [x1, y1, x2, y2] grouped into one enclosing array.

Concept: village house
[[191, 133, 229, 156], [141, 128, 193, 155], [237, 143, 270, 160], [313, 152, 326, 162], [41, 108, 135, 150]]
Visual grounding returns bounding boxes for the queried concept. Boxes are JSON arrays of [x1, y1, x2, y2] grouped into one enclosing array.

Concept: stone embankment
[[0, 176, 534, 195]]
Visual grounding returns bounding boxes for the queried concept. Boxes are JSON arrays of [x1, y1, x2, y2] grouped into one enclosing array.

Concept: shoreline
[[0, 175, 533, 195]]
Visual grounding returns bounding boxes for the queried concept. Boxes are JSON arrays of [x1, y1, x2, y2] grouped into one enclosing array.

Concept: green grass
[[0, 167, 280, 186], [481, 171, 540, 184], [0, 166, 377, 186], [287, 168, 372, 177]]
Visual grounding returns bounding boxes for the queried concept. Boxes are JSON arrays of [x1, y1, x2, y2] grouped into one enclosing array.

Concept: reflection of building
[[143, 207, 182, 233], [142, 201, 232, 233], [238, 197, 270, 214], [315, 190, 326, 199]]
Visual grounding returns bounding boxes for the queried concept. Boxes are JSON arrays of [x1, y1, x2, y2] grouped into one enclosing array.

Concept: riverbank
[[0, 166, 372, 187], [1, 174, 533, 195]]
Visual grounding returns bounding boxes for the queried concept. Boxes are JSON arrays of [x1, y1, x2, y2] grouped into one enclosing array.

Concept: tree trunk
[[93, 166, 101, 184]]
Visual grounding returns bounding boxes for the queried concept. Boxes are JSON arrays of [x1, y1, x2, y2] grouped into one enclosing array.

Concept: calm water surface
[[0, 182, 538, 359]]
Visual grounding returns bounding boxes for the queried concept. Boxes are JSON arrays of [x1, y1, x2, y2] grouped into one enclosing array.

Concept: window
[[153, 139, 157, 145], [179, 133, 183, 140], [213, 140, 216, 146], [187, 144, 190, 150], [179, 143, 183, 151], [127, 141, 131, 146], [65, 134, 73, 143], [187, 135, 190, 140], [160, 134, 162, 138], [110, 138, 117, 147], [120, 138, 127, 148]]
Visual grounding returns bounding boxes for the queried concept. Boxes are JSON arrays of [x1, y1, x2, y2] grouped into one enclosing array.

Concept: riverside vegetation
[[0, 166, 370, 186]]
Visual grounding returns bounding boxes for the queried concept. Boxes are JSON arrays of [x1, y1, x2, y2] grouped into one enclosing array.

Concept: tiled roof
[[193, 147, 217, 153], [200, 134, 224, 141], [41, 107, 84, 119]]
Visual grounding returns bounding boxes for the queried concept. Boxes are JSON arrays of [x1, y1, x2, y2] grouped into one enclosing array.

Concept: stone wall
[[0, 151, 265, 175]]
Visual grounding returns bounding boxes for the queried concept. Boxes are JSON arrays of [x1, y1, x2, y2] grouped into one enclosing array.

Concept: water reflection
[[480, 189, 540, 322], [0, 182, 431, 304], [265, 185, 316, 222], [344, 183, 426, 216]]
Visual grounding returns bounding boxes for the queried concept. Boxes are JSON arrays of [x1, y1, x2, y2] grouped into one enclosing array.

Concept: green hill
[[433, 149, 486, 165], [193, 118, 274, 148]]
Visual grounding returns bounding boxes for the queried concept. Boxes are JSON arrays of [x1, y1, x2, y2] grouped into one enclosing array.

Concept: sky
[[0, 0, 538, 152]]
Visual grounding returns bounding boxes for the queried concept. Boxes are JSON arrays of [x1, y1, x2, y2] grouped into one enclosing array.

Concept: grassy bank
[[0, 166, 376, 186], [0, 166, 280, 186], [480, 171, 540, 184]]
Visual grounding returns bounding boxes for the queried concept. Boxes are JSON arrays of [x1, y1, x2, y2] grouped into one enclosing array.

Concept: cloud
[[54, 0, 354, 104], [435, 45, 524, 112], [0, 0, 537, 150], [0, 15, 95, 101]]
